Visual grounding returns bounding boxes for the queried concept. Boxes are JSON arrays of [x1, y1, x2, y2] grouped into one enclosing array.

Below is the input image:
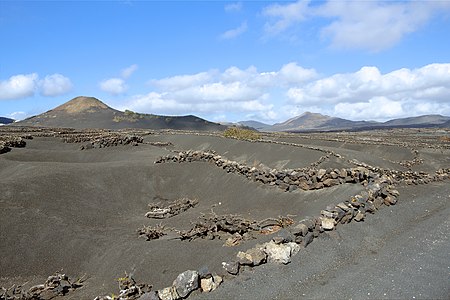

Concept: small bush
[[223, 127, 261, 140]]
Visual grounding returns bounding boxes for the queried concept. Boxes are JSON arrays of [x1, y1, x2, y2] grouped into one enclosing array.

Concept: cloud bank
[[119, 63, 450, 122]]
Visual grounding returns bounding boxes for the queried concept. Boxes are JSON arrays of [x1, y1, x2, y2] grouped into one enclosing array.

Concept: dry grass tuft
[[224, 127, 261, 140]]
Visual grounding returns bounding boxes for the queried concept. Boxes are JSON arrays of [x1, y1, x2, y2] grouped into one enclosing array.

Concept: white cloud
[[262, 0, 310, 35], [0, 73, 38, 100], [225, 2, 242, 13], [117, 62, 450, 123], [278, 62, 318, 85], [262, 0, 450, 51], [121, 64, 138, 79], [0, 73, 73, 100], [151, 71, 214, 91], [318, 1, 444, 52], [40, 74, 73, 96], [220, 21, 248, 40], [7, 111, 28, 121], [99, 78, 128, 95], [334, 97, 404, 121], [170, 81, 263, 103], [120, 63, 318, 122], [119, 92, 273, 117], [285, 63, 450, 121], [287, 63, 450, 106], [100, 64, 138, 95]]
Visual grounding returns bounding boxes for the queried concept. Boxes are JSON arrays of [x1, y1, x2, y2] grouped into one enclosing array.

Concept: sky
[[1, 0, 450, 124]]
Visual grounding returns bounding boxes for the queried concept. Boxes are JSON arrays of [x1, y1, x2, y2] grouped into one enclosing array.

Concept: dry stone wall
[[155, 150, 377, 192]]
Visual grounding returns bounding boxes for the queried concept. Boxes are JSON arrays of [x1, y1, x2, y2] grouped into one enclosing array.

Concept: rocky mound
[[16, 96, 225, 131]]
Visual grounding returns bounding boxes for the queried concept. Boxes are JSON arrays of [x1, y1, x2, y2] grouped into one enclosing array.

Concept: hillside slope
[[16, 96, 225, 131]]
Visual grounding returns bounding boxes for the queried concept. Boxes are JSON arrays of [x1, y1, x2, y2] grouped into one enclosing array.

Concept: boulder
[[323, 178, 339, 187], [272, 228, 294, 244], [373, 197, 384, 209], [173, 270, 199, 298], [200, 275, 222, 293], [317, 169, 327, 180], [264, 241, 300, 264], [237, 247, 267, 266], [222, 260, 239, 275], [384, 195, 397, 206], [321, 210, 337, 219], [302, 232, 314, 247], [298, 179, 310, 190], [290, 223, 309, 237], [158, 286, 179, 300], [354, 211, 365, 222], [321, 217, 335, 230]]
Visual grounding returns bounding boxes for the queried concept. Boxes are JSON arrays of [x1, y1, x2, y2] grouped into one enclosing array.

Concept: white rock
[[264, 241, 295, 264], [158, 286, 179, 300], [321, 217, 335, 230]]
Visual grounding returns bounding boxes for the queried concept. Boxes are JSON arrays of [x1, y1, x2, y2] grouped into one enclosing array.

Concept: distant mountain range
[[240, 112, 450, 132], [15, 96, 226, 131], [0, 117, 15, 125], [237, 120, 271, 130], [7, 96, 450, 132]]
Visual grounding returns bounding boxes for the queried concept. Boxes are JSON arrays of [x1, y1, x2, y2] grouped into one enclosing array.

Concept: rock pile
[[114, 174, 399, 300], [155, 150, 376, 192], [145, 198, 198, 219], [0, 272, 83, 300], [94, 274, 154, 300], [101, 172, 406, 300], [0, 136, 27, 155], [68, 134, 144, 149]]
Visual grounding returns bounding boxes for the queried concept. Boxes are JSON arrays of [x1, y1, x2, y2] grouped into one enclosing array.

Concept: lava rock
[[222, 260, 240, 275], [237, 247, 267, 266], [173, 270, 199, 298]]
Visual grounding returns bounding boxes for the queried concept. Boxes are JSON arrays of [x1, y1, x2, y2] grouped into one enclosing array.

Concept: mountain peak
[[53, 96, 110, 114]]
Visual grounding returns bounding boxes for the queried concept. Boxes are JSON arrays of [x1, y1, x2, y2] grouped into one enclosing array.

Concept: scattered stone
[[354, 211, 365, 222], [264, 241, 300, 264], [323, 178, 339, 187], [373, 197, 384, 209], [173, 270, 199, 298], [145, 198, 199, 219], [200, 275, 222, 293], [222, 260, 240, 275], [321, 217, 335, 230], [302, 232, 314, 247], [321, 210, 337, 219], [317, 169, 327, 180], [272, 228, 294, 244], [384, 195, 397, 206], [237, 247, 267, 266], [158, 286, 179, 300], [290, 223, 309, 237]]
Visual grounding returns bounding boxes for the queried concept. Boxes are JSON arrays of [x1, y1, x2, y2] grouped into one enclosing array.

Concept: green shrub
[[223, 127, 261, 140]]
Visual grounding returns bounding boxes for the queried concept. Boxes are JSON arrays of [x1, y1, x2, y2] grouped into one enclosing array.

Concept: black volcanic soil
[[1, 128, 449, 299]]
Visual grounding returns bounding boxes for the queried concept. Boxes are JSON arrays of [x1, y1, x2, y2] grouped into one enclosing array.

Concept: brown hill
[[267, 112, 376, 132], [16, 96, 225, 131], [52, 96, 110, 113]]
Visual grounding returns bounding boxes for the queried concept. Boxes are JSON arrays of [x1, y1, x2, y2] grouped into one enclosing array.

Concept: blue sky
[[1, 0, 450, 123]]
